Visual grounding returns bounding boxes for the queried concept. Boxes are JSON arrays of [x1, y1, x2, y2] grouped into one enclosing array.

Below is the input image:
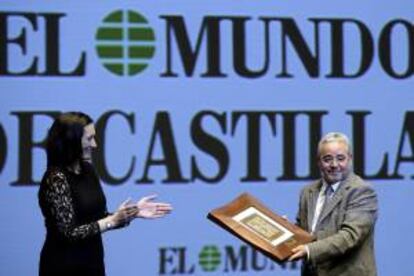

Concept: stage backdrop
[[1, 1, 413, 275]]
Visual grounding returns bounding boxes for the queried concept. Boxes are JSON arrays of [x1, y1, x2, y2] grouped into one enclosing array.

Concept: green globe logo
[[95, 10, 156, 76], [199, 245, 221, 272]]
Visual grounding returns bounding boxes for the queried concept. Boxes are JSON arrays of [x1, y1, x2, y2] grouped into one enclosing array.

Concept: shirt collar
[[321, 180, 341, 194]]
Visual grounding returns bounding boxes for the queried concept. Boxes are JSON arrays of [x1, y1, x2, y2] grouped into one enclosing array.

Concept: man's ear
[[316, 155, 321, 168]]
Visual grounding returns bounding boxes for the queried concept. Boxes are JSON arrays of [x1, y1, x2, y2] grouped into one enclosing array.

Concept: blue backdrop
[[1, 1, 413, 275]]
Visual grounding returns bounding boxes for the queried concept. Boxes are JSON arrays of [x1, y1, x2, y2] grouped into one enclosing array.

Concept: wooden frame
[[207, 193, 314, 262]]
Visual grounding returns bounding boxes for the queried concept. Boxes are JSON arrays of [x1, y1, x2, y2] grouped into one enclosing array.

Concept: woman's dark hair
[[46, 112, 93, 168]]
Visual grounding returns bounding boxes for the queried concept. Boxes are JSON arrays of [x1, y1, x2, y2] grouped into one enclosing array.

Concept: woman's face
[[81, 123, 97, 162]]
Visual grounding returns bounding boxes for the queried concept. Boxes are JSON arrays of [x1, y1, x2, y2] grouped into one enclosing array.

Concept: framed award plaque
[[207, 193, 314, 262]]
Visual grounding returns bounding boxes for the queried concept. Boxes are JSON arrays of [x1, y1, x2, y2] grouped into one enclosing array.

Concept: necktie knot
[[325, 185, 334, 199]]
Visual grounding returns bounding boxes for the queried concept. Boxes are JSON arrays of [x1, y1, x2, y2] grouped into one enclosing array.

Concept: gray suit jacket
[[296, 173, 378, 276]]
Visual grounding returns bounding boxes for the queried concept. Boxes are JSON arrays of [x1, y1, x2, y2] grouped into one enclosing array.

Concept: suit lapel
[[317, 174, 353, 225]]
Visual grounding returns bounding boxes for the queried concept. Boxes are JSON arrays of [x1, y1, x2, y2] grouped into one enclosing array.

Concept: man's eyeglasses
[[320, 154, 349, 165]]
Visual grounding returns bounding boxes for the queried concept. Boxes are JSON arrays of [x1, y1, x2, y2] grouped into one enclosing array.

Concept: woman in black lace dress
[[38, 112, 172, 276]]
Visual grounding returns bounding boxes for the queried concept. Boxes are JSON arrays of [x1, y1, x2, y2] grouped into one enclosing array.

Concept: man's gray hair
[[318, 132, 352, 156]]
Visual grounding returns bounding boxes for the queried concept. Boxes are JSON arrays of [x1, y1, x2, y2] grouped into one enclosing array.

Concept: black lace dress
[[38, 162, 108, 276]]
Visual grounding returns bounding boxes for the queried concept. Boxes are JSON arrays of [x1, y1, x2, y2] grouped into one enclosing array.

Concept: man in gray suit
[[289, 132, 378, 276]]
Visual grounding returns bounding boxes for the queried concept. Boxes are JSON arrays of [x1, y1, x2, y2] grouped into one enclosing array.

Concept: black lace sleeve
[[43, 170, 101, 241]]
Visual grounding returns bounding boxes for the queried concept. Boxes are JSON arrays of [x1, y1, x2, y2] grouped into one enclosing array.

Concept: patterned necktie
[[325, 185, 334, 200], [311, 184, 336, 232]]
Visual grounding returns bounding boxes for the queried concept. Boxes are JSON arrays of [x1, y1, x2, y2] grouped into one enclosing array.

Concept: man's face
[[81, 123, 97, 163], [318, 141, 352, 184]]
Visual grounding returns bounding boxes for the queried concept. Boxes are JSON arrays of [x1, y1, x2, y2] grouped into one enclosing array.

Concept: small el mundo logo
[[96, 10, 156, 76], [199, 245, 221, 272]]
